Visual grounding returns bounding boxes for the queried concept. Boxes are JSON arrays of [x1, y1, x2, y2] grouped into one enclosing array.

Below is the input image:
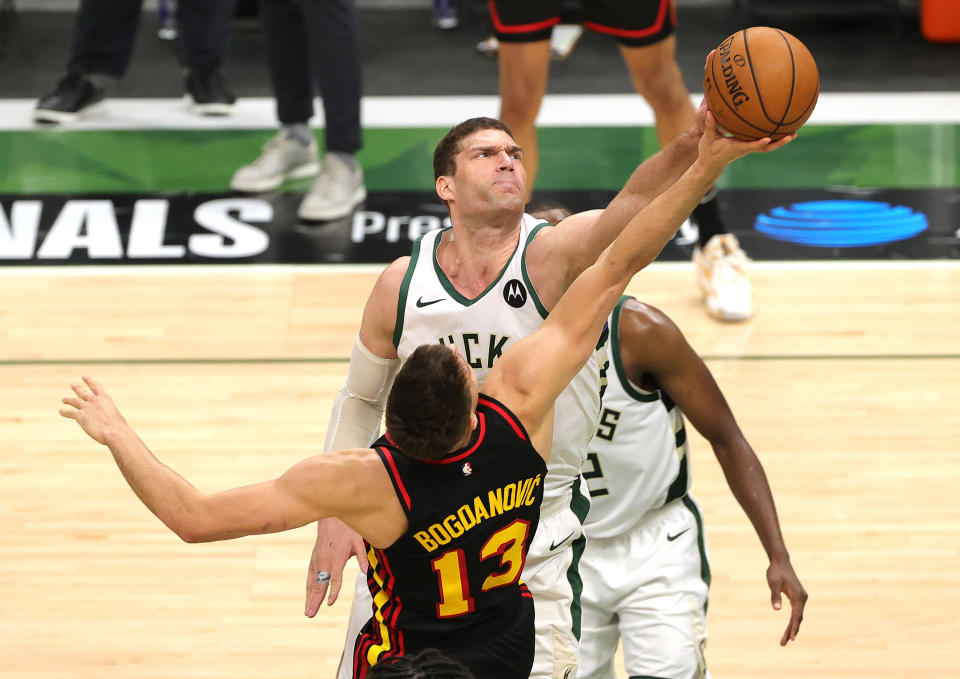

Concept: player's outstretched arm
[[525, 102, 707, 303], [489, 115, 791, 441], [59, 377, 395, 545], [307, 257, 406, 613], [617, 300, 807, 645]]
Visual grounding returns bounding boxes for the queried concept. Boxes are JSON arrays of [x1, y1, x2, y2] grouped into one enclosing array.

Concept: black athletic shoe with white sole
[[34, 71, 106, 124], [184, 68, 236, 117]]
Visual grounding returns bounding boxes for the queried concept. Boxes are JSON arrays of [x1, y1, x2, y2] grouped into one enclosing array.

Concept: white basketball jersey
[[395, 214, 603, 501], [582, 296, 691, 538]]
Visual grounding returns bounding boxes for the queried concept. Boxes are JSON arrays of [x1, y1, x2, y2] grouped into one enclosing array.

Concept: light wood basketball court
[[2, 262, 958, 678]]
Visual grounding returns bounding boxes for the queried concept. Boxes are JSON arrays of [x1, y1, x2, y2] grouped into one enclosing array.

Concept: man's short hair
[[433, 117, 515, 180], [366, 648, 476, 679], [385, 344, 473, 460]]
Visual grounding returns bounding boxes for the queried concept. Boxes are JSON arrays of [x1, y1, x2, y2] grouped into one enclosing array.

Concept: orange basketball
[[703, 26, 819, 141]]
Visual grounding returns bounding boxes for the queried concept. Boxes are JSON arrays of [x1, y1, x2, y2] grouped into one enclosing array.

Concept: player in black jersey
[[59, 113, 790, 677], [347, 352, 546, 677]]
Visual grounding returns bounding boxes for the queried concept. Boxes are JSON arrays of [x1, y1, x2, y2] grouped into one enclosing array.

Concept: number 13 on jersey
[[431, 519, 530, 618]]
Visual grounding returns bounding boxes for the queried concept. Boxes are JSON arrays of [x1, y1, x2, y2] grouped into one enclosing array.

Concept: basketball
[[703, 26, 819, 141]]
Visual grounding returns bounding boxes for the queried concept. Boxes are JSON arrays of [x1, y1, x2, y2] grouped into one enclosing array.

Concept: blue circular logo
[[754, 200, 928, 247]]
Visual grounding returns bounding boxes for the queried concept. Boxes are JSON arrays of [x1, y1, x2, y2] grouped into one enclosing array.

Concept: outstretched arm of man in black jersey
[[58, 376, 409, 548]]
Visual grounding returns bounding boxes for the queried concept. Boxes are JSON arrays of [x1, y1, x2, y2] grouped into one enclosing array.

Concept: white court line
[[2, 92, 960, 131], [1, 260, 958, 277]]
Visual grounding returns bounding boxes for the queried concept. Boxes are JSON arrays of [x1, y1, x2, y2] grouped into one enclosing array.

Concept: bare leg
[[620, 36, 751, 322], [618, 35, 694, 149], [497, 40, 551, 202]]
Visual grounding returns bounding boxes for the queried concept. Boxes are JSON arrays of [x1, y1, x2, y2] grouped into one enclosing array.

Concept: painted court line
[[4, 353, 958, 367], [2, 93, 960, 130], [0, 260, 958, 277]]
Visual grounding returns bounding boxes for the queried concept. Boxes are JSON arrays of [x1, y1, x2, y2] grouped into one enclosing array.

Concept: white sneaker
[[297, 153, 367, 221], [476, 35, 499, 58], [693, 233, 754, 321], [230, 132, 320, 193]]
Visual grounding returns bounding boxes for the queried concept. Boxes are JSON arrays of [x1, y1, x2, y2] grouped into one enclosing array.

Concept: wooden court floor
[[2, 262, 958, 678]]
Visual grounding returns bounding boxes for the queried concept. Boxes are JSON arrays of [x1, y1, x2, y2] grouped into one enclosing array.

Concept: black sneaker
[[34, 71, 106, 124], [184, 68, 236, 117]]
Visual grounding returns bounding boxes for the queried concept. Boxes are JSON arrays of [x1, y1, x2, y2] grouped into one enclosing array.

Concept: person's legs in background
[[230, 0, 321, 194], [233, 0, 364, 220], [490, 0, 559, 204], [432, 0, 459, 30], [689, 188, 753, 322], [497, 39, 552, 204], [33, 0, 144, 123], [618, 36, 689, 147], [177, 0, 238, 116], [497, 0, 753, 321], [294, 0, 366, 221], [34, 0, 242, 123], [610, 1, 753, 321]]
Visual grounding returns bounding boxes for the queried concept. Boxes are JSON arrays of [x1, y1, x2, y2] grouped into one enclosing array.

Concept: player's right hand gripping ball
[[704, 26, 819, 141]]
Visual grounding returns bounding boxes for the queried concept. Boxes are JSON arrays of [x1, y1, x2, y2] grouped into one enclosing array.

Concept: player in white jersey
[[579, 296, 808, 679], [306, 112, 794, 679]]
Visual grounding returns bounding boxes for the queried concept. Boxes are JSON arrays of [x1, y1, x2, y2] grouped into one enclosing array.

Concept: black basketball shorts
[[489, 0, 677, 47]]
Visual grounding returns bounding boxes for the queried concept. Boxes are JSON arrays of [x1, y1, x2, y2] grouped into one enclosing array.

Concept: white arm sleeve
[[323, 334, 401, 453]]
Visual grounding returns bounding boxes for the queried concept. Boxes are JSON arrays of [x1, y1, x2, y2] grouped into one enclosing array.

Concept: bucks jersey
[[394, 215, 604, 502], [354, 395, 545, 678], [583, 296, 692, 539]]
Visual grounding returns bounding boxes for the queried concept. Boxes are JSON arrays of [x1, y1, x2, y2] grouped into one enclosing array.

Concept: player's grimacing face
[[452, 129, 526, 207]]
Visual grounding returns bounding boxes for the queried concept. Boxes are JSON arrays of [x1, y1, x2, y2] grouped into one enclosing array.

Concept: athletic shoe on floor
[[694, 233, 754, 321], [184, 68, 236, 116], [33, 71, 106, 124], [230, 131, 320, 193], [297, 153, 367, 221], [432, 0, 458, 29], [476, 35, 499, 58]]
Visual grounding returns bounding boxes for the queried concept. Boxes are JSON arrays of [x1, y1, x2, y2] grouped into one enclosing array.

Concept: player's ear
[[468, 411, 478, 433], [436, 175, 454, 202]]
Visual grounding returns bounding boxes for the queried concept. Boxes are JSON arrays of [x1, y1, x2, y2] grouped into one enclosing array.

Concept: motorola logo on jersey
[[503, 279, 527, 308]]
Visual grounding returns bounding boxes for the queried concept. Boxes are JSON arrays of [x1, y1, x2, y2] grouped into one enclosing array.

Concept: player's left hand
[[59, 376, 127, 445], [697, 110, 796, 175], [767, 559, 807, 645]]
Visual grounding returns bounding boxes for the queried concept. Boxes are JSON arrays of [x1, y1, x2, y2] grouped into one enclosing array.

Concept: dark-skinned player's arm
[[58, 377, 400, 546], [619, 301, 808, 645], [485, 115, 790, 449]]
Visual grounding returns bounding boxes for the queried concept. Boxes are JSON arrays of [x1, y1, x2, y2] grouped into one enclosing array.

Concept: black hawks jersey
[[352, 395, 546, 679]]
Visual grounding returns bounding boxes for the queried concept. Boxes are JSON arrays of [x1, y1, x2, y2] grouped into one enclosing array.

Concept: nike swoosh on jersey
[[549, 531, 576, 551], [416, 296, 444, 307], [666, 528, 691, 542]]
